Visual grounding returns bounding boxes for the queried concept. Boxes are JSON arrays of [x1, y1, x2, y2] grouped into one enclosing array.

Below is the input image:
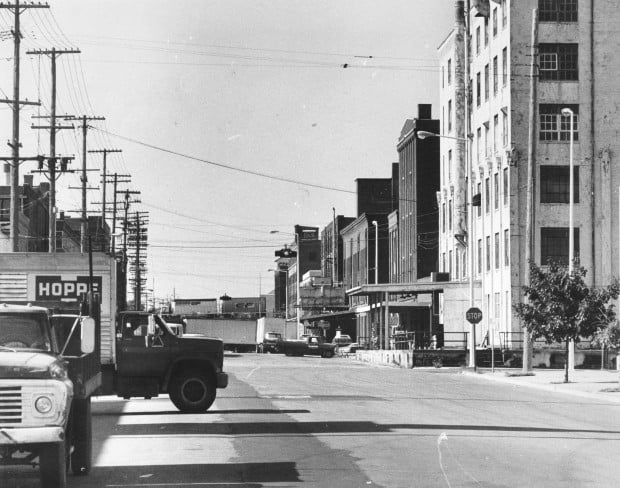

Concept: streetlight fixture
[[562, 107, 575, 371], [417, 129, 476, 369], [372, 220, 379, 284]]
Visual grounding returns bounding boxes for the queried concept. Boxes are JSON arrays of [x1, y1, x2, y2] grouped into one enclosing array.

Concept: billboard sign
[[35, 275, 102, 301]]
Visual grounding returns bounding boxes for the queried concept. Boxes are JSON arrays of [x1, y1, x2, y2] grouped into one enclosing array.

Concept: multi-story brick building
[[437, 0, 620, 348]]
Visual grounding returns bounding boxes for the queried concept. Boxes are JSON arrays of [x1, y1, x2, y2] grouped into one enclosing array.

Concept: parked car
[[259, 331, 283, 353], [280, 335, 336, 358], [332, 335, 358, 356]]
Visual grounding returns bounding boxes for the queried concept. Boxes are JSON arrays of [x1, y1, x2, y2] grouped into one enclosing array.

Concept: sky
[[0, 0, 455, 302]]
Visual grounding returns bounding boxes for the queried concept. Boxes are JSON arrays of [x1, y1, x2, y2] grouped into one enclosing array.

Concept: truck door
[[116, 314, 172, 378]]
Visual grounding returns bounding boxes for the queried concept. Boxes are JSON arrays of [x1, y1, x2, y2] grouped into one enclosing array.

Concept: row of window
[[474, 0, 508, 56], [474, 48, 509, 107], [442, 225, 579, 279]]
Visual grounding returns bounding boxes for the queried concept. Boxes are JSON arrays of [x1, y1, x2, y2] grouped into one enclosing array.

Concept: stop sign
[[466, 307, 483, 324]]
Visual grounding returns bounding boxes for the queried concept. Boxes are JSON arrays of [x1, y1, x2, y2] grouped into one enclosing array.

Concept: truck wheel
[[322, 350, 334, 358], [71, 397, 92, 475], [170, 370, 216, 413], [40, 440, 67, 488]]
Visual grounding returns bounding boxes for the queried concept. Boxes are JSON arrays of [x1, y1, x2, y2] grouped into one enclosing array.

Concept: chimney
[[23, 175, 33, 187], [418, 104, 432, 120]]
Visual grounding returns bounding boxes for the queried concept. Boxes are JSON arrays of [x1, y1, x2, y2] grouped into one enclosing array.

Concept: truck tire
[[169, 370, 216, 413], [322, 350, 334, 358], [39, 440, 67, 488], [71, 397, 92, 475]]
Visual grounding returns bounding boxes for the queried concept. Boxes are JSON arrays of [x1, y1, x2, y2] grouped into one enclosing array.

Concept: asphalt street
[[2, 353, 620, 487]]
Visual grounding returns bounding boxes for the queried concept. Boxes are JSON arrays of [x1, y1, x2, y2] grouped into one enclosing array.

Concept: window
[[449, 199, 453, 230], [448, 100, 453, 132], [494, 172, 499, 209], [504, 228, 510, 266], [455, 249, 460, 279], [493, 8, 498, 37], [486, 236, 491, 271], [503, 167, 508, 205], [476, 128, 482, 164], [502, 47, 508, 86], [493, 56, 498, 95], [484, 64, 489, 101], [485, 177, 490, 213], [442, 66, 445, 88], [541, 227, 580, 265], [447, 58, 452, 85], [477, 182, 482, 217], [502, 0, 507, 27], [0, 199, 9, 222], [539, 44, 578, 81], [448, 149, 452, 182], [539, 0, 578, 22], [476, 26, 480, 55], [484, 18, 489, 46], [494, 232, 500, 269], [540, 165, 579, 203], [484, 124, 490, 157], [540, 104, 579, 141], [442, 202, 446, 233], [476, 72, 481, 107], [493, 114, 498, 153], [449, 250, 453, 276], [502, 111, 508, 147], [477, 239, 482, 274]]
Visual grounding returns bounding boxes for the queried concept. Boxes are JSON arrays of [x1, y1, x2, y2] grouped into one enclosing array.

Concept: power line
[[93, 127, 356, 194]]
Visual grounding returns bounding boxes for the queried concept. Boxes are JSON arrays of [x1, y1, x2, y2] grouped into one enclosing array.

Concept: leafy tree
[[514, 261, 620, 383], [593, 320, 620, 370]]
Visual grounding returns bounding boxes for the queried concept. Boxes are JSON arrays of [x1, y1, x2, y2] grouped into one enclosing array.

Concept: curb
[[463, 369, 620, 404]]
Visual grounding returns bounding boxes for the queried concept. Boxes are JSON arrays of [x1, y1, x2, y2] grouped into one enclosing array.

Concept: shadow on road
[[94, 408, 311, 416], [110, 420, 620, 437], [1, 461, 299, 488]]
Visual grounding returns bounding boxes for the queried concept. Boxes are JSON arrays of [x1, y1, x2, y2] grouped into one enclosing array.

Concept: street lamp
[[417, 130, 476, 369], [562, 107, 575, 370], [372, 220, 379, 284]]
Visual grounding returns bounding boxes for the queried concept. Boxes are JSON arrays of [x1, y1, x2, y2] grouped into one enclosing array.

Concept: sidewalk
[[466, 367, 620, 403]]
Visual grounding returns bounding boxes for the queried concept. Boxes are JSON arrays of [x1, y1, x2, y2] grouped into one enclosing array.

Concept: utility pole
[[0, 1, 48, 251], [65, 116, 105, 252], [523, 8, 539, 375], [28, 47, 80, 252], [89, 148, 122, 227], [95, 173, 131, 256]]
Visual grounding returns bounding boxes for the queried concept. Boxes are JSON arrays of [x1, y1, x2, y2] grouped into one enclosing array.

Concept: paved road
[[3, 353, 620, 487]]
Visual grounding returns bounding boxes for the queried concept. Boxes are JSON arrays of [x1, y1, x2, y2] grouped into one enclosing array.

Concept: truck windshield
[[0, 313, 51, 351]]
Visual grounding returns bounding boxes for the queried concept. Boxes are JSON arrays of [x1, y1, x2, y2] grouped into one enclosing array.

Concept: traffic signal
[[275, 248, 297, 258]]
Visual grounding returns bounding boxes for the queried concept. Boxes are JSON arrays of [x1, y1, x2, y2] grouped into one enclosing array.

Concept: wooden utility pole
[[89, 149, 122, 227], [27, 48, 80, 252], [66, 116, 105, 252], [96, 173, 131, 256], [523, 8, 539, 374], [0, 1, 48, 251]]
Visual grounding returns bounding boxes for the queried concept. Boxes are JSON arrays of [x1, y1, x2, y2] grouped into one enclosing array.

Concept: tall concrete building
[[437, 0, 620, 347]]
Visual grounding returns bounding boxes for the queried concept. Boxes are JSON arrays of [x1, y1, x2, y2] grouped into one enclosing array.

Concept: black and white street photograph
[[1, 1, 620, 487]]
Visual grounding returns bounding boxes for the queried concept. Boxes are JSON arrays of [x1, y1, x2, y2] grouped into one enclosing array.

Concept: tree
[[514, 261, 620, 383], [593, 320, 620, 372]]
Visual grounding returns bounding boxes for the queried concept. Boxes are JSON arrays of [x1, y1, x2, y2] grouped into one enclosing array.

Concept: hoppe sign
[[35, 276, 102, 301]]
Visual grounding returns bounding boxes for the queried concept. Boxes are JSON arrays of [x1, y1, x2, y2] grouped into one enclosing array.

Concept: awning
[[346, 280, 478, 297], [301, 310, 356, 322]]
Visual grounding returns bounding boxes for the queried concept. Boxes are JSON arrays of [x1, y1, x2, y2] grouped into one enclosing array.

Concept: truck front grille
[[0, 386, 22, 424]]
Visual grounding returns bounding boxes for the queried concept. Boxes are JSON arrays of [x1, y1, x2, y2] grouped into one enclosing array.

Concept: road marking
[[437, 432, 452, 488], [246, 366, 260, 378]]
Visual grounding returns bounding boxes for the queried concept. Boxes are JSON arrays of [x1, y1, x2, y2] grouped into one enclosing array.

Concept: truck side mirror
[[81, 317, 96, 354]]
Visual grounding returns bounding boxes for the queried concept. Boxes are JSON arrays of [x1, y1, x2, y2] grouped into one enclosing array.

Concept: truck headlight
[[35, 395, 53, 414], [48, 361, 68, 380]]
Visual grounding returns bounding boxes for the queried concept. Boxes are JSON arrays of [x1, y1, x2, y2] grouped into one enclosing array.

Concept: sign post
[[465, 307, 483, 371]]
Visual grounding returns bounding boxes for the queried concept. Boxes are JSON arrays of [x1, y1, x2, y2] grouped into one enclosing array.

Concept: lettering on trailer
[[35, 276, 102, 300]]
